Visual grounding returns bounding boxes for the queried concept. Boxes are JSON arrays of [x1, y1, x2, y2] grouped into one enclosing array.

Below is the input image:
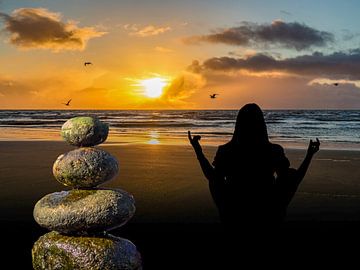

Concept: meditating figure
[[188, 103, 320, 225]]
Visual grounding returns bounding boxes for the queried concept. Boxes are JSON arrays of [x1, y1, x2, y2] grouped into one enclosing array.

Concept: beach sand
[[1, 141, 360, 267]]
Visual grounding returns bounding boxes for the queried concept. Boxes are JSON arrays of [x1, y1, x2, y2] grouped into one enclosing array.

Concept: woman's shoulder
[[269, 143, 285, 154], [213, 142, 233, 164], [217, 142, 233, 153]]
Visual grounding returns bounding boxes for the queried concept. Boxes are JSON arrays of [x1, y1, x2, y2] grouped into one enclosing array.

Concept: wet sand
[[1, 141, 360, 268]]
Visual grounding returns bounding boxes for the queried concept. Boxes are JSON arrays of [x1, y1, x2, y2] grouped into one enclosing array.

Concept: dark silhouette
[[188, 103, 320, 226], [62, 99, 72, 106], [333, 83, 339, 86], [84, 62, 92, 66], [210, 94, 218, 99]]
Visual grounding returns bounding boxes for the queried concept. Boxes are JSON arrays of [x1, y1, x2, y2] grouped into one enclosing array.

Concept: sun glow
[[139, 77, 168, 98]]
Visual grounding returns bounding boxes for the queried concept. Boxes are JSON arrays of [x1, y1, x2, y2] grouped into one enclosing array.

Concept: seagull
[[84, 62, 92, 66], [210, 94, 219, 99], [62, 99, 72, 106], [333, 83, 339, 86]]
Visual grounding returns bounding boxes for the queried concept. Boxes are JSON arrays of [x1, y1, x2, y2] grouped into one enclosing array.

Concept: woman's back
[[211, 142, 289, 224]]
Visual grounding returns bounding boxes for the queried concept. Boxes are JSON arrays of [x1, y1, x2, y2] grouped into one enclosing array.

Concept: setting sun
[[139, 78, 168, 98]]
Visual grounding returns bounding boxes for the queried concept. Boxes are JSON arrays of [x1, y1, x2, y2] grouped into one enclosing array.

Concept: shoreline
[[1, 137, 360, 151]]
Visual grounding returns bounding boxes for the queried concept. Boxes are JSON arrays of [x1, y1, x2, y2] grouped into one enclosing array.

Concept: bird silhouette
[[84, 62, 92, 66], [210, 94, 219, 99], [62, 99, 72, 106], [333, 83, 339, 86]]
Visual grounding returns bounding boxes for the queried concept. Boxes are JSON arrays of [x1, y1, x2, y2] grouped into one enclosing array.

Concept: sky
[[0, 0, 360, 109]]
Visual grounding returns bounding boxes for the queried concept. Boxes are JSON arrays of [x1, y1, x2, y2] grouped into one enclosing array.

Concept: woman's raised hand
[[307, 138, 320, 156], [188, 131, 202, 154]]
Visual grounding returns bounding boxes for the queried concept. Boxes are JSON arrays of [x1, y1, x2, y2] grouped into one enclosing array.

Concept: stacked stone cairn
[[32, 116, 142, 270]]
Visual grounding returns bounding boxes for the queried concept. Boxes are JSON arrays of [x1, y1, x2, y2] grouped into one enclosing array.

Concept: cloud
[[163, 71, 206, 101], [187, 60, 203, 74], [0, 8, 106, 51], [124, 24, 171, 37], [341, 29, 359, 41], [194, 49, 360, 79], [154, 46, 173, 53], [308, 78, 360, 88], [184, 20, 333, 51]]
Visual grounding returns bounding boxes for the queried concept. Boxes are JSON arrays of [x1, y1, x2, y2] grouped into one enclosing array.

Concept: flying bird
[[210, 94, 219, 99], [333, 83, 339, 86], [63, 99, 72, 106], [84, 62, 92, 66]]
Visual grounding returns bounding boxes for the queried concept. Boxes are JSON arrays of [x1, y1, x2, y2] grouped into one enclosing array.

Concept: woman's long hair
[[231, 103, 269, 146]]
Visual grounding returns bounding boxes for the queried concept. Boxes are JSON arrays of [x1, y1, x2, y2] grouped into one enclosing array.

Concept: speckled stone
[[61, 116, 109, 147], [32, 231, 142, 270], [33, 189, 135, 234], [53, 147, 119, 188]]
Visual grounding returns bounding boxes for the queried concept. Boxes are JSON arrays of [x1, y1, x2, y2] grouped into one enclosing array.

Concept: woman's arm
[[274, 139, 320, 209], [295, 138, 320, 185], [188, 131, 216, 182]]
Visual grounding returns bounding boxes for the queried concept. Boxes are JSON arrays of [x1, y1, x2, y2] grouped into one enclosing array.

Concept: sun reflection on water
[[147, 130, 160, 145]]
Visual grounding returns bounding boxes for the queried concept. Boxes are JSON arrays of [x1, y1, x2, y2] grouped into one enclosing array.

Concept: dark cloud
[[195, 49, 360, 79], [187, 60, 203, 73], [0, 8, 105, 51], [184, 20, 333, 51], [341, 29, 359, 41]]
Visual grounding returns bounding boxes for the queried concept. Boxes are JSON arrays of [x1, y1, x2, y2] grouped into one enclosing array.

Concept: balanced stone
[[53, 147, 118, 188], [34, 189, 135, 234], [32, 231, 142, 270], [61, 116, 109, 146]]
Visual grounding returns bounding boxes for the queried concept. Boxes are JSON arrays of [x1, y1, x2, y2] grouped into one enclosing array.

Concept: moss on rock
[[32, 231, 142, 270], [61, 116, 109, 147], [53, 147, 119, 188], [33, 189, 136, 234]]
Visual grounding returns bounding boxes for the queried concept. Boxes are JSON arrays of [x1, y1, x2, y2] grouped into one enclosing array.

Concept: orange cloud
[[163, 71, 206, 101], [0, 8, 106, 51], [124, 24, 171, 37], [154, 46, 173, 53]]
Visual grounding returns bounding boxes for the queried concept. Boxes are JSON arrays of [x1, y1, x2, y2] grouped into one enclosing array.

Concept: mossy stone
[[32, 231, 142, 270], [33, 189, 135, 234], [61, 116, 109, 146], [53, 147, 119, 188]]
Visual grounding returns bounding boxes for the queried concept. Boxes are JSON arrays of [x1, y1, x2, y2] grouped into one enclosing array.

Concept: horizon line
[[1, 108, 360, 111]]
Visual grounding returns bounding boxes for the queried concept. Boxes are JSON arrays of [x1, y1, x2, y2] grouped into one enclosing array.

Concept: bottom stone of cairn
[[32, 231, 142, 270]]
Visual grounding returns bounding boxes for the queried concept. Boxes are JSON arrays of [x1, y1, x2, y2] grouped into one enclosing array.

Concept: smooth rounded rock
[[53, 147, 119, 188], [61, 116, 109, 146], [34, 189, 135, 234], [32, 231, 142, 270]]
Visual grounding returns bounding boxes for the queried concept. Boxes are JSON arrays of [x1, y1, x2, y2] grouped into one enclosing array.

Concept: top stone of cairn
[[61, 116, 109, 147]]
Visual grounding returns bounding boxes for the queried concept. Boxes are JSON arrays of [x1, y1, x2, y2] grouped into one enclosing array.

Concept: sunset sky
[[0, 0, 360, 109]]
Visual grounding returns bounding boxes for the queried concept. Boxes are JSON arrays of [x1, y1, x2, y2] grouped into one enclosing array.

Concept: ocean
[[0, 110, 360, 149]]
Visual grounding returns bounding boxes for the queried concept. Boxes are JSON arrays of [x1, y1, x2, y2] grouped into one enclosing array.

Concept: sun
[[139, 77, 168, 98]]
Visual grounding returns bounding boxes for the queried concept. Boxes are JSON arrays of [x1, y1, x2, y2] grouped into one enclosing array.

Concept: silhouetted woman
[[188, 103, 319, 225]]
